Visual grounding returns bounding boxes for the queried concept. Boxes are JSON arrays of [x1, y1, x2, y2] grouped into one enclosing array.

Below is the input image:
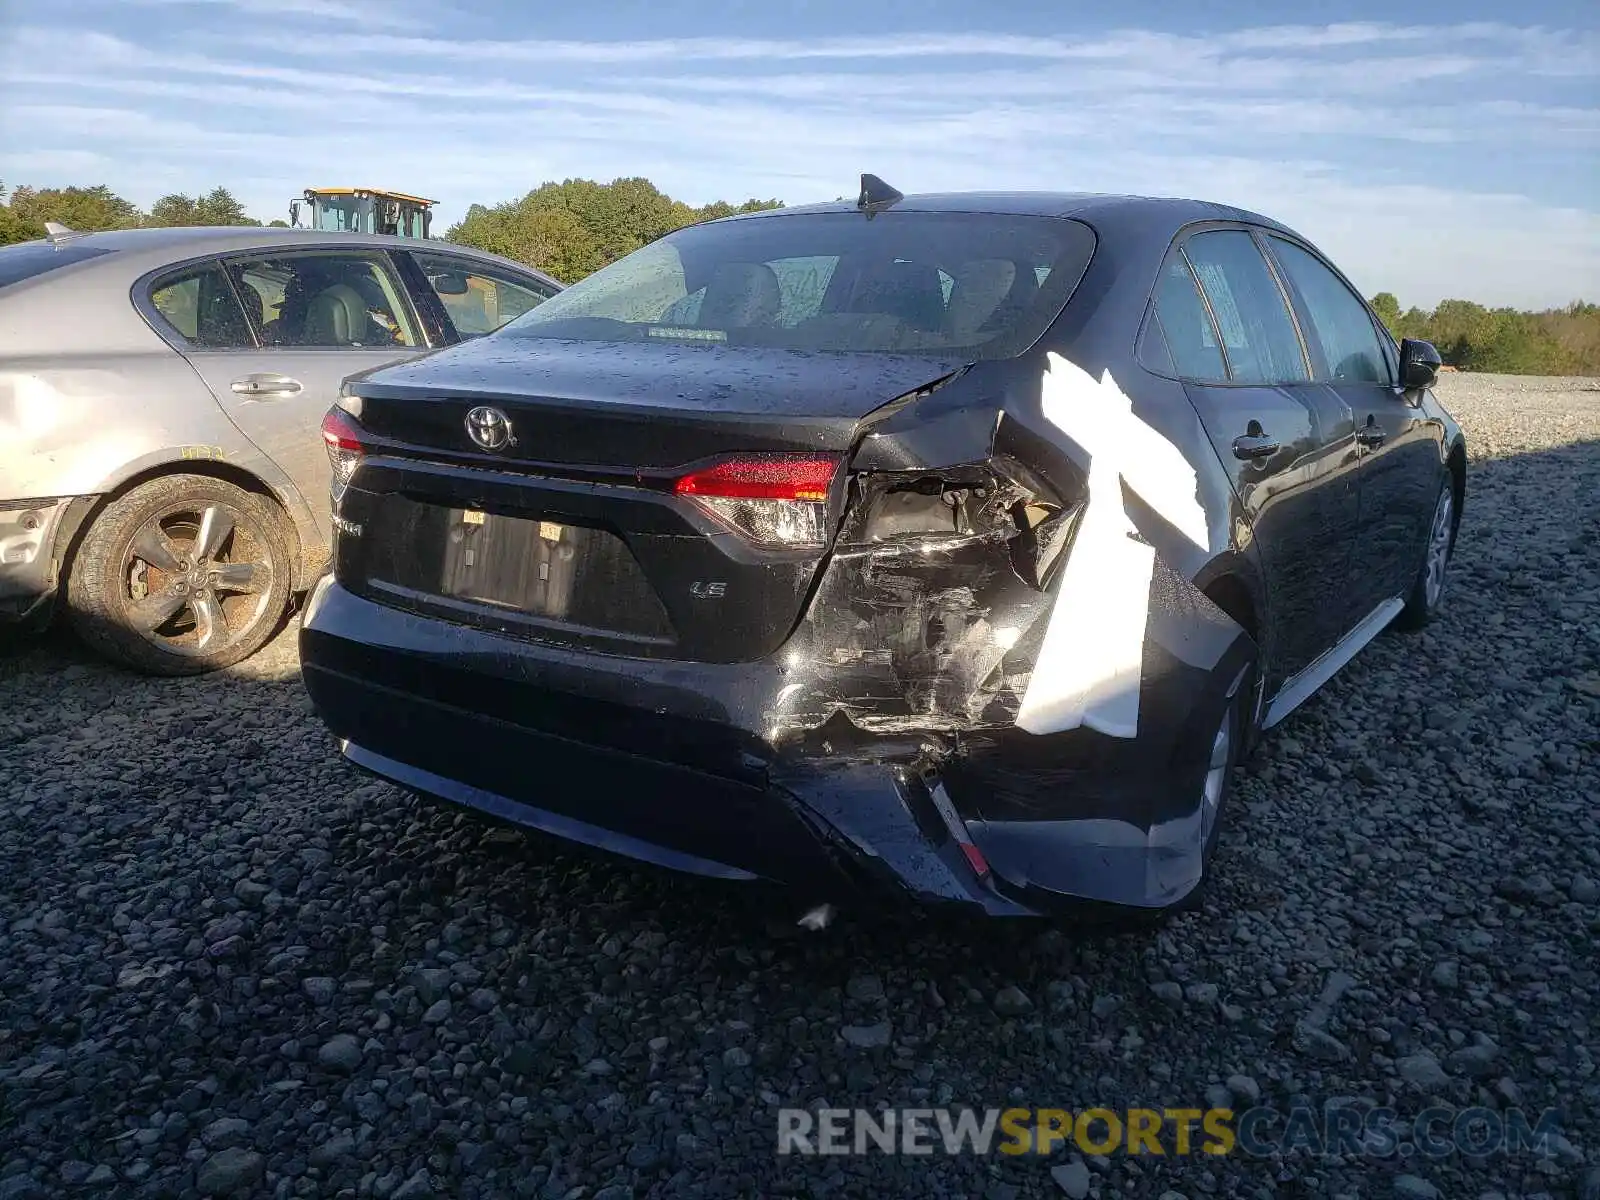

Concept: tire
[[1395, 475, 1457, 631], [66, 474, 293, 675]]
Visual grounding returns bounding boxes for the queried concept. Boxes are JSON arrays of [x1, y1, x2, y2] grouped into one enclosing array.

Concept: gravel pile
[[2, 373, 1597, 1199]]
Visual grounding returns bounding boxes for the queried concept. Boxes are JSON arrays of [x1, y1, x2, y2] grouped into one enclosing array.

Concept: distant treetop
[[444, 177, 783, 284], [1369, 292, 1597, 376]]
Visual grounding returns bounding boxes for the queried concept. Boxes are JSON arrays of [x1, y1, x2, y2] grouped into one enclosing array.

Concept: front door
[[155, 250, 430, 547], [1263, 235, 1444, 615], [1150, 228, 1362, 694]]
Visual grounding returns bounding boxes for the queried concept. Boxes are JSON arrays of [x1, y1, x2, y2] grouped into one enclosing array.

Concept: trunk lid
[[350, 337, 965, 469], [336, 338, 967, 663]]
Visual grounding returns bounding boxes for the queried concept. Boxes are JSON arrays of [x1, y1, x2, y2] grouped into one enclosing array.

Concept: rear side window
[[1182, 230, 1309, 385], [1268, 238, 1391, 384], [0, 241, 114, 289], [1150, 257, 1227, 381], [150, 265, 254, 348]]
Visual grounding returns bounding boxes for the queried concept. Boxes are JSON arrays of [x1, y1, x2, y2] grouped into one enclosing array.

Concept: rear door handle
[[230, 373, 303, 399], [1357, 419, 1385, 448], [1232, 433, 1279, 461]]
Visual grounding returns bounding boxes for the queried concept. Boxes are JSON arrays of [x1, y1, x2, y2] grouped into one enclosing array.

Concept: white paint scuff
[[1014, 353, 1210, 739]]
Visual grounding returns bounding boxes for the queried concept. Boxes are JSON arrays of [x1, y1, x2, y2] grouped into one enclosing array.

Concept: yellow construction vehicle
[[289, 188, 436, 238]]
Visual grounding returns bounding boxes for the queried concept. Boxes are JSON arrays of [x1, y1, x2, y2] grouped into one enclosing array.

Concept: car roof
[[13, 225, 562, 290], [722, 191, 1304, 241]]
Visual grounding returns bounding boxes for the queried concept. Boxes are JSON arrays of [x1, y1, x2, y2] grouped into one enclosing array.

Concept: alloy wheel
[[120, 501, 275, 658], [1200, 700, 1235, 846], [1424, 486, 1455, 608]]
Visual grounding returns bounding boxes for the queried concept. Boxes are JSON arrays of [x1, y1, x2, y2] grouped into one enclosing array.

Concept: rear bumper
[[300, 576, 1247, 915], [0, 498, 76, 624], [300, 577, 1025, 914]]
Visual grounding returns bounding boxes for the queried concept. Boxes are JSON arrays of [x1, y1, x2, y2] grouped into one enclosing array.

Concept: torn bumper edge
[[0, 497, 81, 623]]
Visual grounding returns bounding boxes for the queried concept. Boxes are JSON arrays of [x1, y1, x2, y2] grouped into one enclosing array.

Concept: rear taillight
[[321, 408, 365, 497], [672, 454, 840, 548]]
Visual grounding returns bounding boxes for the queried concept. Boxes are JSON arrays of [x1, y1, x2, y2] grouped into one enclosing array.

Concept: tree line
[[0, 183, 275, 244], [1369, 292, 1598, 377], [443, 177, 784, 283], [3, 178, 1594, 375]]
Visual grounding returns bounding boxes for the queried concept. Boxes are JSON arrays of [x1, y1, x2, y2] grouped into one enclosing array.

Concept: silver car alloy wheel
[[122, 501, 275, 656]]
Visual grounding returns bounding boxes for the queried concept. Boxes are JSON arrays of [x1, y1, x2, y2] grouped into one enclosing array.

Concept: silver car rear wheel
[[120, 501, 277, 659], [67, 474, 293, 675]]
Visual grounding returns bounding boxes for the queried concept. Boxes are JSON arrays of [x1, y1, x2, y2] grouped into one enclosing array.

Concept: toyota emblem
[[465, 406, 514, 451]]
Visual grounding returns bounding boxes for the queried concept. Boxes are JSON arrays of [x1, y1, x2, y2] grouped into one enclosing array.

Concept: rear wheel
[[67, 475, 292, 675], [1186, 664, 1250, 905], [1395, 477, 1456, 631]]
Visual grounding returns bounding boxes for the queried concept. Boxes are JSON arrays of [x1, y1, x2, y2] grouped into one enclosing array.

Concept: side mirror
[[431, 271, 470, 295], [288, 199, 302, 228], [1400, 338, 1442, 390]]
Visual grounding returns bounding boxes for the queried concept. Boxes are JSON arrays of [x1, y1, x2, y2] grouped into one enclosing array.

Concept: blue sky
[[1, 0, 1595, 308]]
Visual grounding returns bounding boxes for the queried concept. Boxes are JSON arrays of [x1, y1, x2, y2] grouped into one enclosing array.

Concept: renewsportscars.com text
[[777, 1105, 1567, 1160]]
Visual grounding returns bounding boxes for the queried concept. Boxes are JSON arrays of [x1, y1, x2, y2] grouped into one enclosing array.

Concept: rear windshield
[[498, 211, 1095, 360], [0, 240, 115, 289]]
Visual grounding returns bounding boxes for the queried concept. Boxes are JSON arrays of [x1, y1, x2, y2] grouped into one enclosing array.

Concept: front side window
[[499, 212, 1096, 361], [228, 253, 418, 348], [149, 264, 253, 348], [1182, 230, 1309, 385], [1268, 238, 1391, 384], [411, 252, 553, 338]]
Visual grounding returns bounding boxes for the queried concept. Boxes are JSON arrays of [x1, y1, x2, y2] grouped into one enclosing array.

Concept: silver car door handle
[[230, 374, 303, 398]]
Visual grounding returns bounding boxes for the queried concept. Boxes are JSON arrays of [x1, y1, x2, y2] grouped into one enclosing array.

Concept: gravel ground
[[2, 373, 1597, 1200]]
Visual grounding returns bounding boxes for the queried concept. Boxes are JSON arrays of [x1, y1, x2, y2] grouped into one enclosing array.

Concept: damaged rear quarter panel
[[757, 256, 1263, 908]]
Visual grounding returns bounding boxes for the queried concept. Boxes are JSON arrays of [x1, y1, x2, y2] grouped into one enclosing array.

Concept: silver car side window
[[150, 265, 255, 349], [228, 253, 420, 349], [410, 252, 553, 338]]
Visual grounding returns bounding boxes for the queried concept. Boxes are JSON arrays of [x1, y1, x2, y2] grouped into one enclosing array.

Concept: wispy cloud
[[215, 22, 1593, 66], [88, 0, 430, 29], [0, 16, 1594, 307]]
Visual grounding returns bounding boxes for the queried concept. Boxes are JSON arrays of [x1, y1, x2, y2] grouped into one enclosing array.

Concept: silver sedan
[[0, 226, 560, 673]]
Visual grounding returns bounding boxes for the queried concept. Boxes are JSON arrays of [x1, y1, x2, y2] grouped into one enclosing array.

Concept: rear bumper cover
[[300, 575, 1251, 915]]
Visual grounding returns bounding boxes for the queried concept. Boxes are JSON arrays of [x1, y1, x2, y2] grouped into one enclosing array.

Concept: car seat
[[698, 263, 781, 328], [844, 260, 946, 332], [944, 259, 1017, 339], [304, 283, 370, 346]]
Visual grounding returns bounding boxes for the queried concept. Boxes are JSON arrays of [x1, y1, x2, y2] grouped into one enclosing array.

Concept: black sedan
[[299, 178, 1464, 918]]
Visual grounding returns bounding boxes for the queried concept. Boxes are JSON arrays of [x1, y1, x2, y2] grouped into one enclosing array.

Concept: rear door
[[154, 250, 433, 546], [1146, 227, 1361, 693], [402, 250, 559, 341], [1263, 235, 1441, 615]]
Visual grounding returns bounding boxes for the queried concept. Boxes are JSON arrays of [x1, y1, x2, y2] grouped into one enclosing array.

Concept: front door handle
[[1357, 418, 1385, 448], [1232, 432, 1280, 461], [230, 373, 303, 399]]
